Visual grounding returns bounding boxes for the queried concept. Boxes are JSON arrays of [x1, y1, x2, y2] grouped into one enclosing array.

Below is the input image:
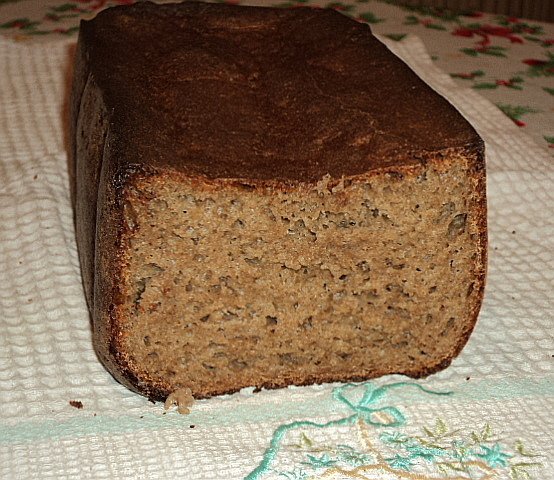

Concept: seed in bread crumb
[[69, 400, 83, 409], [164, 388, 194, 414]]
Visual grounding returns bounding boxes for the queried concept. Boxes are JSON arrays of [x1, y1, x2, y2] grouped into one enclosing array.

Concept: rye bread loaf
[[71, 1, 487, 400]]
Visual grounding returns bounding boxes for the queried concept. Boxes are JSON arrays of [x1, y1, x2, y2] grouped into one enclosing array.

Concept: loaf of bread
[[71, 1, 487, 400]]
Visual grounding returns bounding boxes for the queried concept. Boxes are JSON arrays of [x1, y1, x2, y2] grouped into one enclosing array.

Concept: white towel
[[1, 33, 552, 479]]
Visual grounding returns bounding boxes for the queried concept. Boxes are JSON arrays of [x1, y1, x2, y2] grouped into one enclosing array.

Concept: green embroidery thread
[[245, 381, 543, 479], [245, 381, 452, 479]]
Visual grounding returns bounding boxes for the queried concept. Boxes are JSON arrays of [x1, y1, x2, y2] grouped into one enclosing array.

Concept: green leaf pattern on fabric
[[245, 382, 544, 480]]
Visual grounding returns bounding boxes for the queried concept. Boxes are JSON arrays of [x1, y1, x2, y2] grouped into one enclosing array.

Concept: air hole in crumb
[[440, 317, 456, 336], [222, 310, 238, 321], [266, 316, 278, 326], [356, 261, 370, 271], [230, 359, 248, 370], [387, 171, 404, 180], [123, 201, 138, 230], [278, 353, 299, 364], [301, 316, 313, 330], [448, 213, 467, 238], [132, 278, 147, 309]]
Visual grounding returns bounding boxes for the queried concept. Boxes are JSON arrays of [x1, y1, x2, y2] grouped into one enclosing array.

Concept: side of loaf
[[71, 2, 487, 400]]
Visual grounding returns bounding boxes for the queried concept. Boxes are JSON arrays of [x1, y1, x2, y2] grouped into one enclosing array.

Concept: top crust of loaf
[[74, 1, 483, 183]]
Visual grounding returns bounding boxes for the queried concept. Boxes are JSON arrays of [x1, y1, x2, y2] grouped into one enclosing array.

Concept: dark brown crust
[[71, 1, 488, 401], [77, 1, 481, 182]]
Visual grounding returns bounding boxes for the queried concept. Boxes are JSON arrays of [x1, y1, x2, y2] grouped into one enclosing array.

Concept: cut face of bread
[[71, 2, 487, 400], [114, 161, 485, 399]]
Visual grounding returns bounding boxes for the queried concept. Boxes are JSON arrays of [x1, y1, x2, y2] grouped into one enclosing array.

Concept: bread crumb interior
[[119, 160, 481, 396]]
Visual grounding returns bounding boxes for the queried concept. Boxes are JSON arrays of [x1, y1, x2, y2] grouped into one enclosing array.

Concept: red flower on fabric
[[523, 52, 554, 75], [453, 25, 523, 47], [453, 27, 473, 37], [523, 59, 547, 66], [9, 20, 26, 29]]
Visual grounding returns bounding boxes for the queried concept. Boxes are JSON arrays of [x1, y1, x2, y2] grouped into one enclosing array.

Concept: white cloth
[[0, 34, 552, 479]]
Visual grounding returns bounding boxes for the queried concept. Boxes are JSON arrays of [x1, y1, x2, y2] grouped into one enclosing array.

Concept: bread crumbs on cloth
[[164, 388, 194, 415]]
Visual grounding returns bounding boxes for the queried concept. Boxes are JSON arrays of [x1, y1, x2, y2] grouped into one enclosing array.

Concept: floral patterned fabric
[[1, 2, 553, 480], [1, 0, 553, 153]]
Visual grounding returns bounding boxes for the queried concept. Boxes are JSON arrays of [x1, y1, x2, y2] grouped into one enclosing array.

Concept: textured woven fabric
[[0, 33, 552, 480]]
